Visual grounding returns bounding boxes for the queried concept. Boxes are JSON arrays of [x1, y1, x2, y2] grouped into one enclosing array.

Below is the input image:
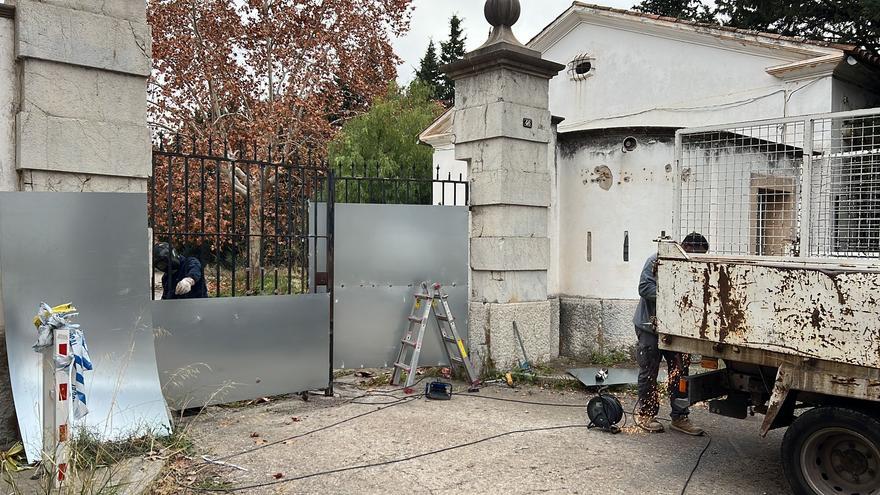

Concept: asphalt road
[[181, 381, 791, 494]]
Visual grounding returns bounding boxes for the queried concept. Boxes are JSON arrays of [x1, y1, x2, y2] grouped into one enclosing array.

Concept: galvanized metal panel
[[312, 203, 469, 368], [153, 294, 330, 409], [0, 193, 171, 463], [568, 367, 667, 387], [316, 204, 468, 286], [657, 243, 880, 369], [333, 285, 468, 368]]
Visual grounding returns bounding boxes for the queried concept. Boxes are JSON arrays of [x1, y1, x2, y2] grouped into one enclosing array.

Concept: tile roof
[[535, 2, 879, 67]]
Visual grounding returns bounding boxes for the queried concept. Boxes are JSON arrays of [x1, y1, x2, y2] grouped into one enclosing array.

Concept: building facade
[[422, 1, 880, 359]]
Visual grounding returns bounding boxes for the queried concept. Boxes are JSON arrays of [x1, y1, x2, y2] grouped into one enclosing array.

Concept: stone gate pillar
[[443, 0, 564, 372]]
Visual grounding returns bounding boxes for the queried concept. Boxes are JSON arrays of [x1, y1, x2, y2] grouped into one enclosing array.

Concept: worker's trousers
[[635, 328, 690, 420]]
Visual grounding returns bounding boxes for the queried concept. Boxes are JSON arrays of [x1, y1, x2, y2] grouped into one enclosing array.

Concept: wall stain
[[700, 267, 711, 340], [810, 307, 823, 329], [716, 265, 746, 342]]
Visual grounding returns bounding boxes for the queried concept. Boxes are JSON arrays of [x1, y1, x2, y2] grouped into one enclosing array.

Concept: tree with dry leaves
[[148, 0, 412, 292]]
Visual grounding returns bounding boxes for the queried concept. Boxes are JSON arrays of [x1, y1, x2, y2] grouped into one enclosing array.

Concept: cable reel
[[586, 392, 624, 434]]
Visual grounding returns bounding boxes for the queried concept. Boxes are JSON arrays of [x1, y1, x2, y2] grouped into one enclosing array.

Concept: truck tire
[[782, 406, 880, 495]]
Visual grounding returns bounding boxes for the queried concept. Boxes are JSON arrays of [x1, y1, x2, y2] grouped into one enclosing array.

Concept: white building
[[420, 1, 880, 358]]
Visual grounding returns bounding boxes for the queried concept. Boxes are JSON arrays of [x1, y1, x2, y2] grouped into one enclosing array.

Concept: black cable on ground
[[450, 392, 585, 408], [183, 424, 588, 493], [680, 433, 712, 495], [196, 386, 707, 494], [211, 393, 423, 463], [207, 378, 429, 463]]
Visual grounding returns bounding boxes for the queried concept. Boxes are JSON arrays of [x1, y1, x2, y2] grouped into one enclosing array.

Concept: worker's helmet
[[682, 232, 709, 254], [153, 242, 180, 273]]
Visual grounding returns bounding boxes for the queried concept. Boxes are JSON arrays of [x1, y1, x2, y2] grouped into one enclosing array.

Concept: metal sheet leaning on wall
[[312, 203, 469, 369], [153, 294, 330, 410], [0, 193, 171, 462]]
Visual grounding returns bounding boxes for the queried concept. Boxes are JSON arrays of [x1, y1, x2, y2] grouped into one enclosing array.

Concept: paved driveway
[[178, 381, 790, 494]]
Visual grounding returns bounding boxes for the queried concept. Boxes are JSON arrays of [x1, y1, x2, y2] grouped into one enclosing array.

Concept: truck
[[657, 108, 880, 495]]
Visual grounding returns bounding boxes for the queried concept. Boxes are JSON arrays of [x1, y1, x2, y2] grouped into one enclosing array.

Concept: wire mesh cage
[[675, 109, 880, 259]]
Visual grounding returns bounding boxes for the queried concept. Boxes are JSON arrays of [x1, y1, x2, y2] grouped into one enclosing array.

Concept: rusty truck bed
[[656, 241, 880, 372]]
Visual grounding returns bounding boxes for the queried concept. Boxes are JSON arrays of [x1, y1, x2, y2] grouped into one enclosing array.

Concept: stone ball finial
[[485, 0, 521, 28]]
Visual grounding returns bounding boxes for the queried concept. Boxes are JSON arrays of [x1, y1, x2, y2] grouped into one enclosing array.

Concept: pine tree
[[438, 15, 467, 103], [415, 40, 442, 100], [633, 0, 714, 22]]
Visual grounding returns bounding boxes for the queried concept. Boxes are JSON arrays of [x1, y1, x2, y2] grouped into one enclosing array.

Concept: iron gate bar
[[150, 132, 333, 299]]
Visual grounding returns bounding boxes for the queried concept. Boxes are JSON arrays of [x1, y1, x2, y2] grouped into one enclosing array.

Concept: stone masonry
[[0, 0, 152, 447], [444, 0, 565, 372]]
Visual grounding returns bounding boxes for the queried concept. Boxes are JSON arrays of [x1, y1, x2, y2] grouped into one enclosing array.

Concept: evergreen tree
[[633, 0, 714, 22], [328, 82, 445, 204], [714, 0, 879, 53], [634, 0, 878, 54], [415, 40, 442, 100], [438, 15, 467, 103]]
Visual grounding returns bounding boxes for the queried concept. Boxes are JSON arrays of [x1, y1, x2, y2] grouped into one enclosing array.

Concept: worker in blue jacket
[[634, 232, 708, 436], [153, 242, 208, 300]]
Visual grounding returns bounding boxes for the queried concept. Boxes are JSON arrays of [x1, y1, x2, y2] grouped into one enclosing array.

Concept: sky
[[393, 0, 633, 84]]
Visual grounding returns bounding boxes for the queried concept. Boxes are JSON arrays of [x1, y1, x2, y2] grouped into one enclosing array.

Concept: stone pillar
[[444, 0, 564, 372], [14, 0, 152, 192], [0, 0, 152, 447]]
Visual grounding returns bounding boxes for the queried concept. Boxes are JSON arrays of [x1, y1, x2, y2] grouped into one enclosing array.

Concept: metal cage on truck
[[661, 108, 880, 495]]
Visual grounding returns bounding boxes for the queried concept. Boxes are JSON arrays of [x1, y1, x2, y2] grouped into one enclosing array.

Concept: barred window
[[568, 54, 595, 81]]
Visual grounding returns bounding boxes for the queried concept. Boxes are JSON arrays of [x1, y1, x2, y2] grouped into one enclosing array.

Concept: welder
[[633, 232, 708, 435], [153, 242, 208, 300]]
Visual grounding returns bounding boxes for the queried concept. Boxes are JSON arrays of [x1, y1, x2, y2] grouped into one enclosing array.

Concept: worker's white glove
[[175, 277, 195, 295]]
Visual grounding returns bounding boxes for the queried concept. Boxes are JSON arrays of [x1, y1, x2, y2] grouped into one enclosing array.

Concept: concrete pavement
[[177, 380, 790, 494]]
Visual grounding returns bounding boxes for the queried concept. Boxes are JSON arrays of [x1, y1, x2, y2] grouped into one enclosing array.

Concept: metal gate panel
[[312, 204, 468, 368], [153, 294, 329, 409], [0, 193, 171, 463]]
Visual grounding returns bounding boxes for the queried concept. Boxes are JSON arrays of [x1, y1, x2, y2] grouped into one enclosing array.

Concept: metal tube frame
[[674, 107, 880, 260]]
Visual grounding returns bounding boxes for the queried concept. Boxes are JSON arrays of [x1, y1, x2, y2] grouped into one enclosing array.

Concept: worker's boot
[[637, 415, 664, 433], [670, 417, 704, 436]]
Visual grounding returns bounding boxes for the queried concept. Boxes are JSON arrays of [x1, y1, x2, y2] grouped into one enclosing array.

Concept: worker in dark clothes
[[634, 232, 709, 435], [153, 242, 208, 300]]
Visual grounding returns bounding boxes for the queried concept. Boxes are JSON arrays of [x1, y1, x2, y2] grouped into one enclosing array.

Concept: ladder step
[[407, 316, 424, 323], [435, 315, 451, 322], [401, 339, 417, 347], [414, 294, 432, 300], [450, 357, 464, 364], [442, 336, 456, 343], [393, 362, 411, 372]]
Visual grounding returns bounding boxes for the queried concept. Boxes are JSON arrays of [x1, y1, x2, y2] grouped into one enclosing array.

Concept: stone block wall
[[0, 0, 152, 447], [559, 296, 638, 360], [14, 0, 151, 192], [0, 7, 15, 192]]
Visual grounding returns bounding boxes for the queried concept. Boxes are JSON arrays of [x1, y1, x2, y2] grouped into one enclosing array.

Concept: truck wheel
[[782, 407, 880, 495]]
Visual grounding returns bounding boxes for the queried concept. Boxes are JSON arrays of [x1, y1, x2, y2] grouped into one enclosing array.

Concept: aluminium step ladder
[[390, 282, 480, 389]]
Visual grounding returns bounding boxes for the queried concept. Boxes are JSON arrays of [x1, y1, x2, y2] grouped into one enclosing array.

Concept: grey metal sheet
[[333, 285, 468, 368], [153, 294, 330, 409], [0, 193, 171, 463], [568, 368, 668, 387], [333, 204, 468, 286], [313, 203, 469, 368]]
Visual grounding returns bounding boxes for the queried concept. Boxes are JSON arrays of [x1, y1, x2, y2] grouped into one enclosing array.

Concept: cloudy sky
[[392, 0, 633, 84]]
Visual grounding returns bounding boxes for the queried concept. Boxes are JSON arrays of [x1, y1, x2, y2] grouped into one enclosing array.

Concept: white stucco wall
[[431, 145, 466, 206], [540, 22, 835, 131], [557, 129, 676, 300], [832, 78, 880, 112], [0, 15, 16, 192]]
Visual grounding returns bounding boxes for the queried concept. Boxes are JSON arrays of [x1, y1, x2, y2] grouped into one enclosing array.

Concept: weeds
[[588, 349, 633, 367], [359, 373, 392, 388], [70, 429, 194, 472]]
